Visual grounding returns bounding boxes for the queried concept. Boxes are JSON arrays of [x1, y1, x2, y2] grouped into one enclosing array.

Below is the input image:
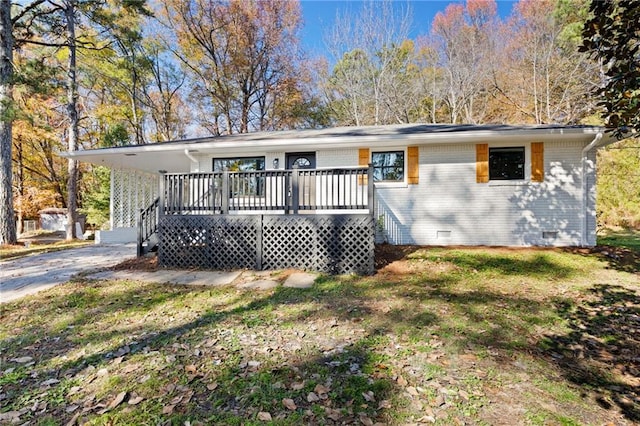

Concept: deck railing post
[[222, 168, 230, 214], [158, 172, 166, 216], [367, 163, 374, 216], [291, 165, 300, 214], [137, 208, 143, 257]]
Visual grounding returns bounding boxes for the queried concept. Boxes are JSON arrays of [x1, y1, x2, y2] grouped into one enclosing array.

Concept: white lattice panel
[[111, 169, 158, 228]]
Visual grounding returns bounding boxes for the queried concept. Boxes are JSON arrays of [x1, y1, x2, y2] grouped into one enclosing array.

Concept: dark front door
[[286, 152, 316, 169], [286, 152, 316, 208]]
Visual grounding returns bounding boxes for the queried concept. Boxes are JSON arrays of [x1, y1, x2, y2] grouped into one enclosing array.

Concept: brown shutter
[[476, 143, 489, 183], [531, 142, 544, 182], [358, 148, 369, 185], [407, 146, 419, 184]]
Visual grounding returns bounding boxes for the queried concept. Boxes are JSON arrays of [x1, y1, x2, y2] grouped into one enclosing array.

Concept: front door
[[286, 152, 316, 209], [286, 152, 316, 169]]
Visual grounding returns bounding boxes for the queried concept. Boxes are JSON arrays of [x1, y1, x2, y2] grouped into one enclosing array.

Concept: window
[[213, 157, 265, 172], [213, 157, 265, 197], [489, 147, 524, 180], [372, 151, 404, 182]]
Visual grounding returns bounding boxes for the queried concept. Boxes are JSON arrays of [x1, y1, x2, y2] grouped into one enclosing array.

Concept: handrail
[[160, 166, 373, 215], [137, 196, 160, 256]]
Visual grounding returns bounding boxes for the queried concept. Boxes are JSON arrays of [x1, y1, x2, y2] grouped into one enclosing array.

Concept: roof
[[59, 123, 609, 174]]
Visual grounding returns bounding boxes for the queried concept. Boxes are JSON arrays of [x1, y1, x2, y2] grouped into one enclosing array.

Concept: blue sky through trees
[[299, 0, 518, 55]]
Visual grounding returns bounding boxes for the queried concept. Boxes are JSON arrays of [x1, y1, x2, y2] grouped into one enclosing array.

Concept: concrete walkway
[[1, 244, 317, 303], [0, 244, 137, 303]]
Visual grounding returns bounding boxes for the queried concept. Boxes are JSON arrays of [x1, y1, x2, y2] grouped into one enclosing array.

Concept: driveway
[[0, 244, 137, 303]]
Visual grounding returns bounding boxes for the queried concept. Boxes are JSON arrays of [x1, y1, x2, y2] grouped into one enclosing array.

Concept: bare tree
[[324, 0, 414, 126], [429, 0, 498, 124]]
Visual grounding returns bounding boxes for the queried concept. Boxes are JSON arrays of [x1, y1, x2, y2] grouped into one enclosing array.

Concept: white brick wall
[[193, 140, 595, 247], [337, 140, 590, 247]]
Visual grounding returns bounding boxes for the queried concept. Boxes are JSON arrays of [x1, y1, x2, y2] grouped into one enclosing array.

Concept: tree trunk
[[65, 0, 79, 240], [0, 0, 16, 245]]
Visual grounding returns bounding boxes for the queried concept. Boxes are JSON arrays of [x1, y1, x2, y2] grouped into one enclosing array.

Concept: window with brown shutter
[[531, 142, 544, 182], [476, 144, 489, 183], [407, 146, 419, 184]]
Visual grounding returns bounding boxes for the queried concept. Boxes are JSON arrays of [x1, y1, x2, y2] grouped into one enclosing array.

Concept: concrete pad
[[283, 272, 317, 289], [236, 279, 279, 290], [88, 269, 242, 287], [170, 270, 242, 287]]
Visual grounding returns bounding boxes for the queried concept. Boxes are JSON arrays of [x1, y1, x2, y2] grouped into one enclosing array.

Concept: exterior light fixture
[[272, 158, 279, 169]]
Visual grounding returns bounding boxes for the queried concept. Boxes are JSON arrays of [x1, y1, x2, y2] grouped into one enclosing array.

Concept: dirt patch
[[111, 255, 158, 272]]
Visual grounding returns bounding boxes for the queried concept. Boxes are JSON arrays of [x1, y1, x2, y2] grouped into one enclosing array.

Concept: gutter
[[580, 132, 604, 247]]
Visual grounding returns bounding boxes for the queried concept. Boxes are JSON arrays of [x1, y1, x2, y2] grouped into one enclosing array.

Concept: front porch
[[138, 167, 375, 274]]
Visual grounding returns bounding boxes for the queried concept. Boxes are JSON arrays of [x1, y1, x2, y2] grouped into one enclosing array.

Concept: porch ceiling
[[59, 123, 611, 174]]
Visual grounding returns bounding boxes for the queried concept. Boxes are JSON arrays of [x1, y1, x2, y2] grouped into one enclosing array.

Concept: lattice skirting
[[158, 214, 374, 274]]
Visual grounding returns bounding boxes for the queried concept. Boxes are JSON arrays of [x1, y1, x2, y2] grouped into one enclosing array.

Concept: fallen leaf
[[362, 391, 375, 402], [325, 407, 341, 421], [11, 356, 33, 364], [406, 386, 419, 396], [358, 413, 374, 426], [162, 404, 175, 415], [185, 364, 197, 374], [307, 392, 320, 402], [40, 378, 60, 387], [290, 381, 305, 390], [396, 376, 408, 386], [107, 391, 128, 410], [434, 393, 445, 407], [378, 400, 391, 409], [206, 382, 219, 391], [65, 412, 81, 426], [282, 398, 297, 410], [314, 384, 330, 395], [128, 396, 144, 405], [458, 389, 469, 401], [0, 411, 21, 422], [257, 412, 272, 421], [65, 404, 79, 413]]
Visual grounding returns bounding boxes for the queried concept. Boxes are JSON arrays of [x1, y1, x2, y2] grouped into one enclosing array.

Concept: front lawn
[[1, 245, 638, 425]]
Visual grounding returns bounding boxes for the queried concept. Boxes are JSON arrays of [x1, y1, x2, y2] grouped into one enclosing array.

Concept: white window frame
[[371, 148, 408, 188]]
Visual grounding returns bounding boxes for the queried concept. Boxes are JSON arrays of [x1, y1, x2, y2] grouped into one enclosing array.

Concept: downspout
[[184, 149, 198, 170], [581, 132, 603, 247]]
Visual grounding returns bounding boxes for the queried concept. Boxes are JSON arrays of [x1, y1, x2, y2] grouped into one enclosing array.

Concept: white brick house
[[64, 124, 613, 257]]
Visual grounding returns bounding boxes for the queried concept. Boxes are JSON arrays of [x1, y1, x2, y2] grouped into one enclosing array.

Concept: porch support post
[[221, 168, 230, 214], [158, 171, 165, 216], [291, 165, 299, 214], [367, 163, 374, 216]]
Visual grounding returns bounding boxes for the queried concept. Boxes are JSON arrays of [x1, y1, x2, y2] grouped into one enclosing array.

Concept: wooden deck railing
[[159, 166, 373, 215]]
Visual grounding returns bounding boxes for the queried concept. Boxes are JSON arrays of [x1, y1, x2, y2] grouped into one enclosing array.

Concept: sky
[[299, 0, 518, 56]]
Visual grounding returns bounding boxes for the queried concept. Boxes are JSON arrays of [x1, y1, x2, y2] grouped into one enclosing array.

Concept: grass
[[0, 237, 639, 424], [598, 227, 640, 251]]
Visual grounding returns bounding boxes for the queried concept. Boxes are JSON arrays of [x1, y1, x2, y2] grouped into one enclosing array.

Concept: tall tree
[[325, 0, 414, 126], [0, 0, 15, 244], [0, 0, 49, 244], [581, 0, 640, 138], [160, 0, 307, 135], [429, 0, 498, 124], [494, 0, 596, 124]]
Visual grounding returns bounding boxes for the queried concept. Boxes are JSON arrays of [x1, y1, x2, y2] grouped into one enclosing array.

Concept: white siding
[[195, 141, 594, 247], [364, 140, 589, 246]]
